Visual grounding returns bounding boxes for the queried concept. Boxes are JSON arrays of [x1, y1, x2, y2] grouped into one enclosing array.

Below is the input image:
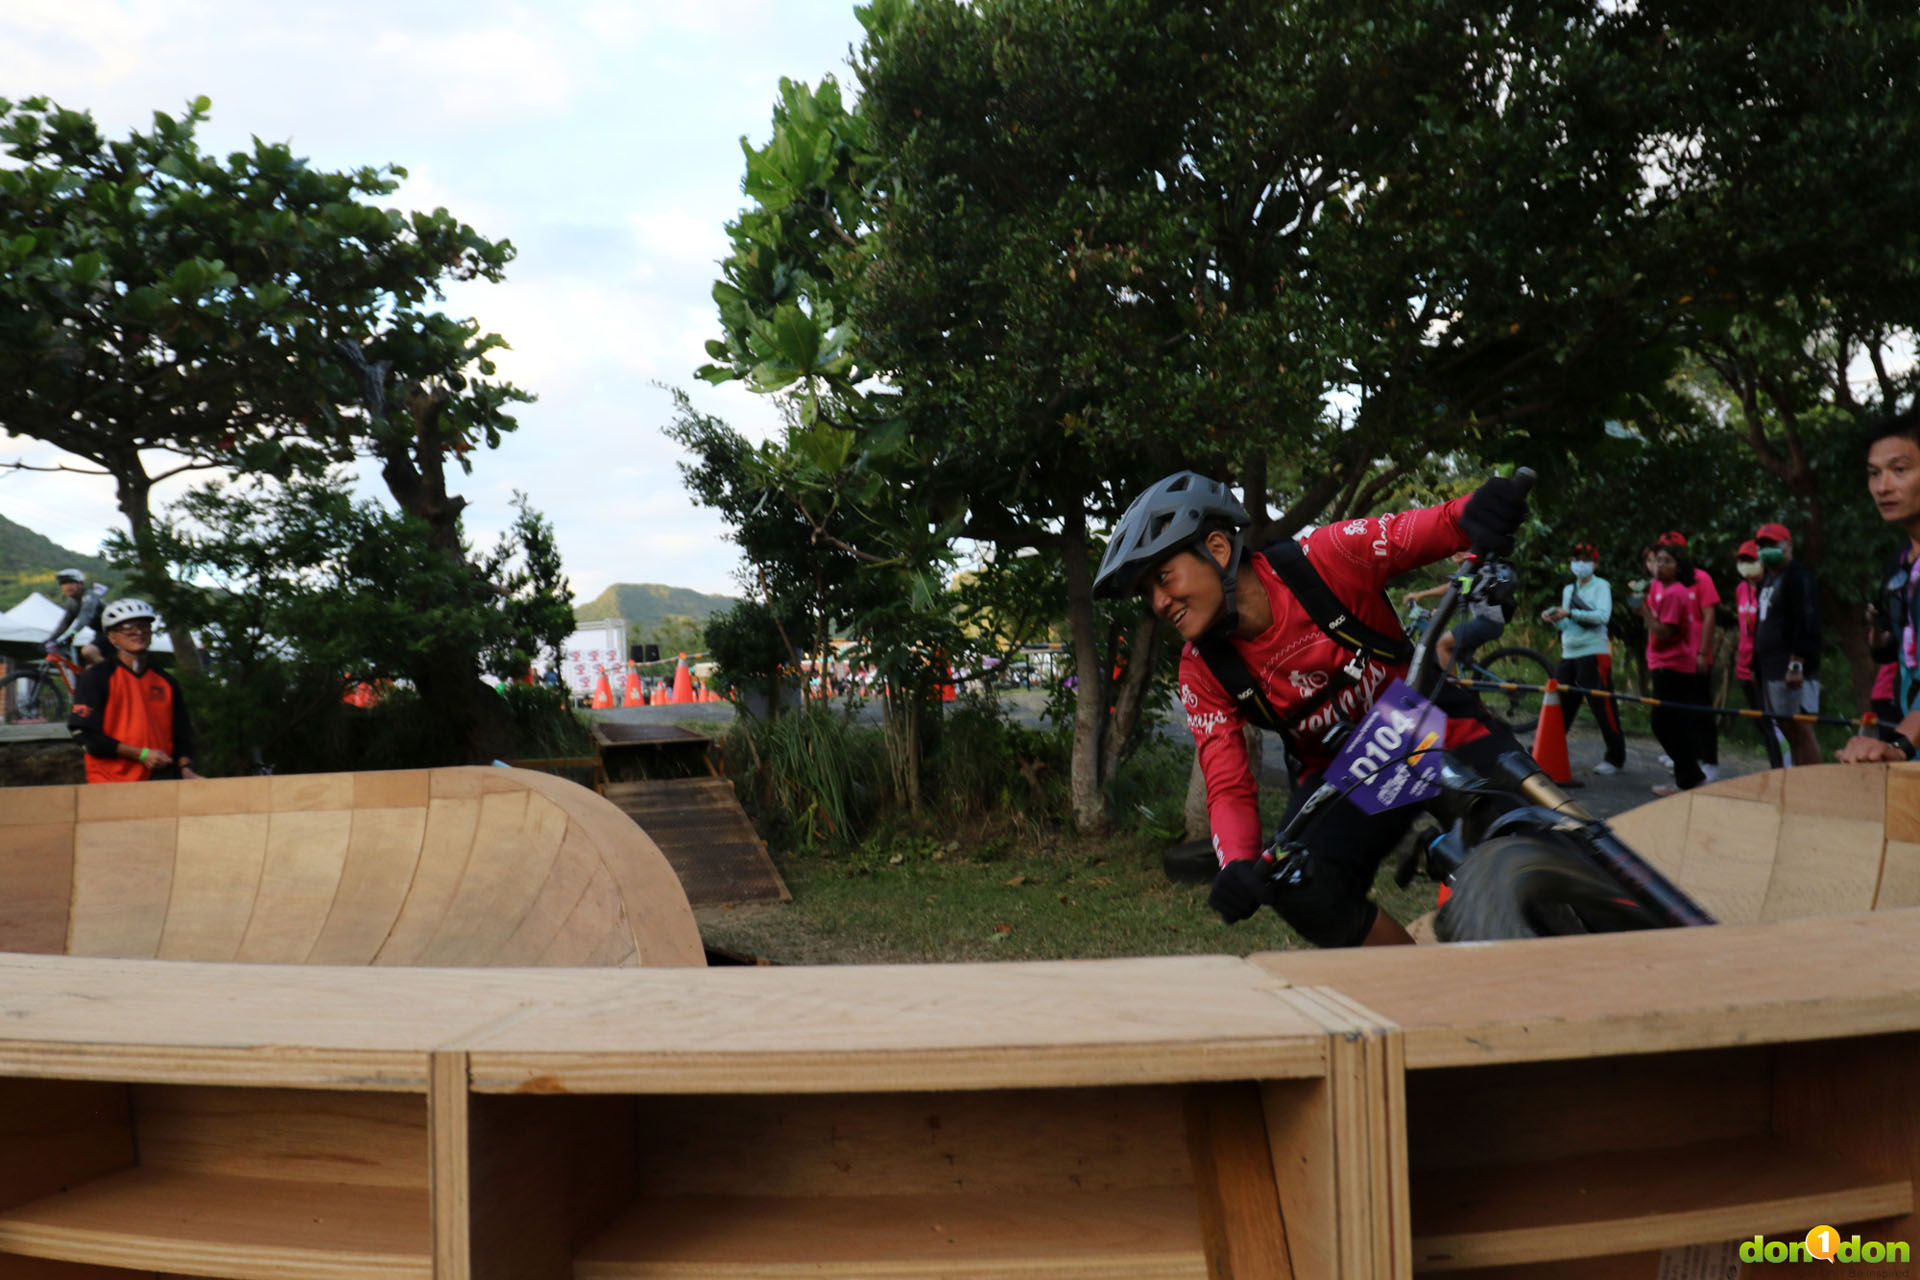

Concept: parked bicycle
[[1400, 603, 1554, 733]]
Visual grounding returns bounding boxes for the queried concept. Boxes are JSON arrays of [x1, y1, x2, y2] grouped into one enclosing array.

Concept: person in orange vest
[[66, 599, 200, 783]]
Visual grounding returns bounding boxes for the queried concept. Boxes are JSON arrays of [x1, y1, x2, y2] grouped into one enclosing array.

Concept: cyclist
[[45, 569, 108, 667], [67, 599, 199, 784], [1093, 471, 1530, 947]]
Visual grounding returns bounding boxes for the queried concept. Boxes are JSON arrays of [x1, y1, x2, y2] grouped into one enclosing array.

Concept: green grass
[[694, 817, 1443, 964]]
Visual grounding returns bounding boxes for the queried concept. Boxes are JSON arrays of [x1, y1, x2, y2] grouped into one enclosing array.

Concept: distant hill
[[0, 513, 121, 612], [574, 582, 740, 630]]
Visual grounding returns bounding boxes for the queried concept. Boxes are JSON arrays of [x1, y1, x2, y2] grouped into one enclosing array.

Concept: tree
[[112, 475, 571, 774], [0, 96, 533, 755]]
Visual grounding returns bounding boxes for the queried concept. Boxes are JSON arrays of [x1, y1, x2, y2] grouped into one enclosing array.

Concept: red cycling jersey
[[1178, 495, 1475, 865]]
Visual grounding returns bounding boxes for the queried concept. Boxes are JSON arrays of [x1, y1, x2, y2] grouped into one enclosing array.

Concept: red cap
[[1755, 522, 1792, 545], [1654, 530, 1688, 551], [1736, 539, 1760, 559]]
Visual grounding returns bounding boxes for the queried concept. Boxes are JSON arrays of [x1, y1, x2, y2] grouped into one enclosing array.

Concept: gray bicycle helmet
[[55, 568, 86, 585], [1093, 471, 1251, 630]]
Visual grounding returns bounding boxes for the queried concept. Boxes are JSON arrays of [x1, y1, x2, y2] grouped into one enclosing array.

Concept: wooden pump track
[[0, 765, 1918, 1278]]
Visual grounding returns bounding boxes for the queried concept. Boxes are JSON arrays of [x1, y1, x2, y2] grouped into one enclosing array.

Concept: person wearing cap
[[1638, 533, 1705, 793], [1732, 541, 1786, 769], [1093, 470, 1531, 948], [1540, 544, 1626, 773], [66, 599, 199, 784], [1751, 521, 1821, 767], [1842, 408, 1920, 764]]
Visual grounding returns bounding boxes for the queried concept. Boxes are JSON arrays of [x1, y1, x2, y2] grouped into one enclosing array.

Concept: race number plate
[[1321, 679, 1447, 815]]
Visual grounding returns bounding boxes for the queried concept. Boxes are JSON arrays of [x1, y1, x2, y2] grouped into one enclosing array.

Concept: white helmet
[[102, 599, 157, 629], [55, 568, 86, 585]]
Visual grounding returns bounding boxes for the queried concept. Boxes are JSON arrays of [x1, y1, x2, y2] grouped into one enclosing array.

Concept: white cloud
[[1, 0, 864, 599]]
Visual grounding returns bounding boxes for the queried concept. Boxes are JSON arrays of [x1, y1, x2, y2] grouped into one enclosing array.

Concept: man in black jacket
[[1752, 521, 1821, 766]]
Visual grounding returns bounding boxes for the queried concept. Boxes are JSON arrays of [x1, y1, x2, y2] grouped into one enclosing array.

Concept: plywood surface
[[0, 953, 1321, 1094], [1408, 1133, 1911, 1271], [631, 1088, 1191, 1198], [460, 955, 1326, 1094], [1255, 909, 1920, 1068], [0, 1168, 430, 1279], [574, 1191, 1208, 1278], [0, 768, 702, 971]]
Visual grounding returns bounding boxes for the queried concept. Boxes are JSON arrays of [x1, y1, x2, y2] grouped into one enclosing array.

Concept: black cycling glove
[[1459, 474, 1529, 555], [1208, 859, 1272, 924]]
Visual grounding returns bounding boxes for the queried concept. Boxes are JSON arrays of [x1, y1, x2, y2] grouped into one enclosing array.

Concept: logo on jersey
[[1179, 682, 1198, 709], [1287, 669, 1330, 694], [1371, 513, 1395, 558], [1343, 519, 1369, 536], [1187, 709, 1232, 735]]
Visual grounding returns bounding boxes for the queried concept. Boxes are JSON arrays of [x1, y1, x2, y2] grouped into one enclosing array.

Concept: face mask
[[1569, 560, 1594, 579], [1758, 547, 1786, 568], [1737, 560, 1763, 580]]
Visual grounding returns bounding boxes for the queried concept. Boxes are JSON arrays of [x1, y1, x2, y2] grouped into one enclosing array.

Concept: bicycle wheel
[[4, 671, 64, 724], [1471, 645, 1554, 732], [1434, 833, 1658, 941]]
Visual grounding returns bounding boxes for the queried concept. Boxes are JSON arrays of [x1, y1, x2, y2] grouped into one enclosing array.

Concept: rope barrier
[[1448, 676, 1871, 733]]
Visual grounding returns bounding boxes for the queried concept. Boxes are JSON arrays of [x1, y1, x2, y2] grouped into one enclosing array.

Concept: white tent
[[3, 592, 66, 633], [0, 591, 172, 652]]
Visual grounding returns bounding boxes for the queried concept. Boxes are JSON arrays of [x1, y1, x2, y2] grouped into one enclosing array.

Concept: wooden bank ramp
[[1609, 760, 1920, 923], [0, 766, 705, 967]]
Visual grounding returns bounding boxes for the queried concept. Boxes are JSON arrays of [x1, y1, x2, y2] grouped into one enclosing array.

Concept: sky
[[1, 0, 874, 599]]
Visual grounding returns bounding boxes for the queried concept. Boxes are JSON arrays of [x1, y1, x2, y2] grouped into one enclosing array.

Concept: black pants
[[1651, 669, 1705, 788], [1270, 689, 1524, 947], [1688, 670, 1719, 766], [1741, 678, 1785, 769], [1554, 652, 1626, 768]]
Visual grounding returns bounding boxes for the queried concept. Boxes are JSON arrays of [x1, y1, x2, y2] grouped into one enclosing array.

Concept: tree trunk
[[1821, 580, 1877, 715], [1183, 754, 1210, 840], [882, 683, 922, 813], [113, 464, 204, 677], [1100, 610, 1164, 782], [376, 387, 515, 764], [1062, 508, 1109, 832]]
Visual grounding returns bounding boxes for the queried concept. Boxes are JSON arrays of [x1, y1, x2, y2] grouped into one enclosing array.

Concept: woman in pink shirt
[[1638, 537, 1704, 793]]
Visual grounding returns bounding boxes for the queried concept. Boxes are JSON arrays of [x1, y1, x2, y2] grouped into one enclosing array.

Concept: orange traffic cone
[[1530, 679, 1572, 784], [672, 653, 694, 705], [623, 663, 644, 708], [591, 671, 614, 710]]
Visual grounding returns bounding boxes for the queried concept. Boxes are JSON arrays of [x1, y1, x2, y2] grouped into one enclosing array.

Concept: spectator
[[67, 599, 199, 784], [1841, 408, 1920, 764], [1638, 536, 1704, 794], [1752, 522, 1822, 767], [1733, 541, 1786, 769], [1540, 542, 1626, 773]]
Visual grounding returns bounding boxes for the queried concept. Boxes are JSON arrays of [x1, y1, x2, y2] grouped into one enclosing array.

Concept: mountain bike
[[4, 649, 82, 725], [1264, 470, 1714, 941]]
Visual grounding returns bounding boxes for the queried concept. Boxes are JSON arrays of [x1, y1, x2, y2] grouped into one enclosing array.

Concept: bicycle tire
[[1472, 645, 1554, 732], [1434, 833, 1658, 941], [32, 673, 70, 724]]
